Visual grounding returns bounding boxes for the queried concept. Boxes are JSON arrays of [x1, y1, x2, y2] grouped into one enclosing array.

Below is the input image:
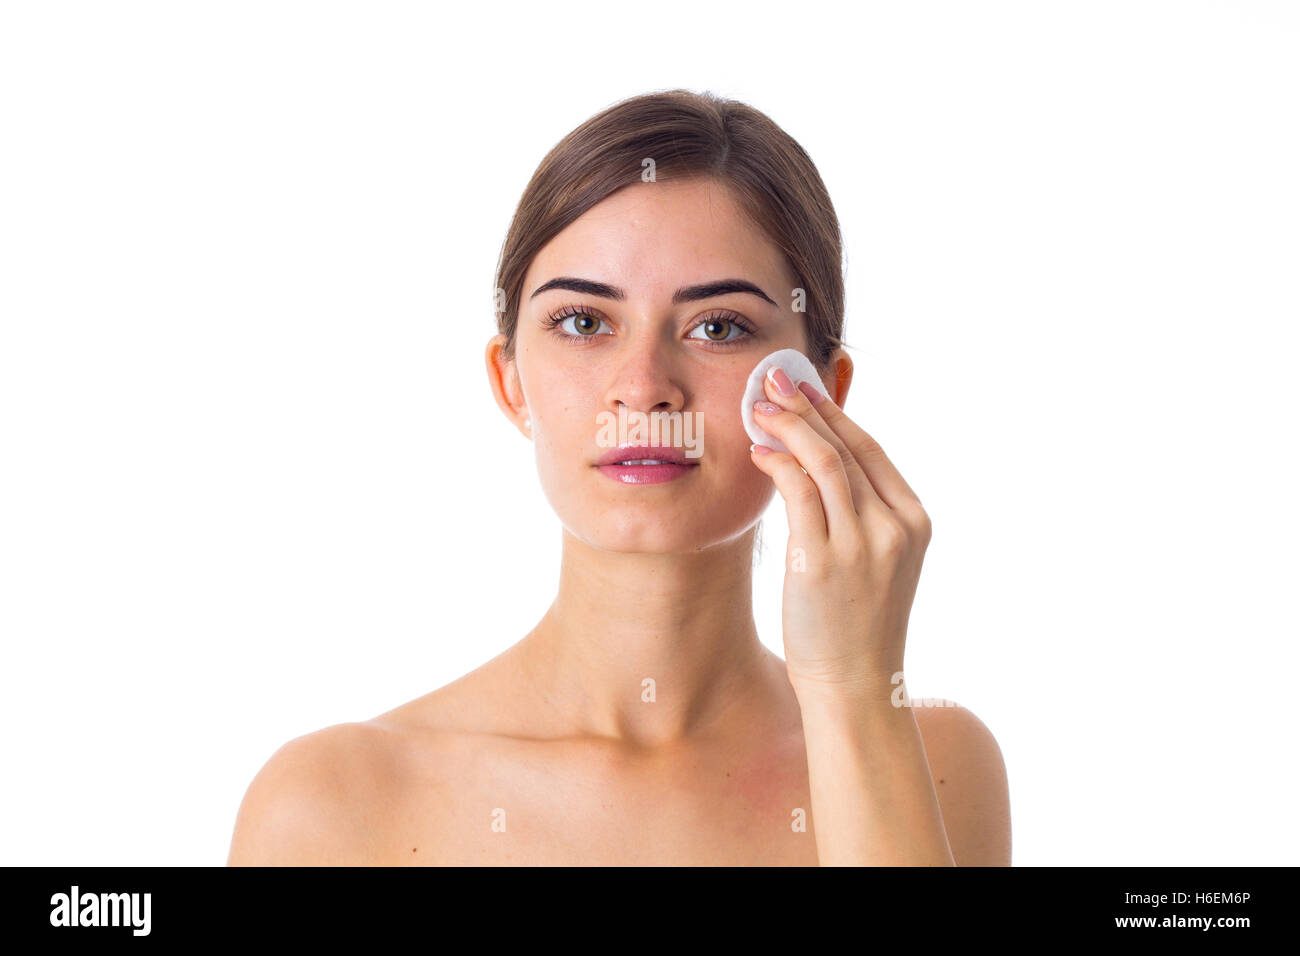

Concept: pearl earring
[[523, 417, 531, 430]]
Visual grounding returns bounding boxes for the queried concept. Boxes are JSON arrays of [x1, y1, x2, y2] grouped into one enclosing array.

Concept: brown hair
[[492, 89, 848, 375]]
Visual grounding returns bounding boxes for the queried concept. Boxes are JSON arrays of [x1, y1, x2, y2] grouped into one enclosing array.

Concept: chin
[[567, 503, 768, 555]]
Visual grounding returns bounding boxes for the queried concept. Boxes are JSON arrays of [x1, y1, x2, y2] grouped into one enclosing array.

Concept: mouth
[[594, 445, 700, 485]]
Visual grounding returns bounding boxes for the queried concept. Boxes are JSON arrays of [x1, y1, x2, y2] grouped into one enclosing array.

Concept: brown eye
[[688, 316, 749, 344], [550, 310, 613, 338]]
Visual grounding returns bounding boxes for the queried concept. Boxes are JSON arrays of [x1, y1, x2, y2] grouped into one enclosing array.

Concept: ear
[[485, 334, 531, 437], [826, 348, 854, 407]]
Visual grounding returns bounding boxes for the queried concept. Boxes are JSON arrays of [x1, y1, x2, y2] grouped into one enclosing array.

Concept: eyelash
[[542, 304, 758, 349]]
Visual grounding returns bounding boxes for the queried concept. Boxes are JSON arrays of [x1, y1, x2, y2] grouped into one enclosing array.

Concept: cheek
[[721, 450, 779, 520], [699, 378, 755, 452], [524, 366, 601, 495], [524, 362, 598, 435], [700, 397, 779, 516]]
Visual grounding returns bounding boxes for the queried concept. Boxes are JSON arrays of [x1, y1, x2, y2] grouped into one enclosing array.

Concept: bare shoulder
[[912, 700, 1012, 866], [225, 652, 533, 865], [226, 721, 399, 866]]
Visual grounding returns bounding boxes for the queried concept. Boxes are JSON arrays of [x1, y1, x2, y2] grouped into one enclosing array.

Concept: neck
[[515, 525, 791, 749]]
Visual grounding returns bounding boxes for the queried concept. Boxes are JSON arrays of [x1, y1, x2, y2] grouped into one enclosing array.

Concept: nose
[[601, 337, 687, 417]]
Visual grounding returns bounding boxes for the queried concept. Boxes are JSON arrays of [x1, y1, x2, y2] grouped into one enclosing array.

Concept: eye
[[545, 305, 613, 341], [686, 312, 757, 346], [542, 304, 758, 349]]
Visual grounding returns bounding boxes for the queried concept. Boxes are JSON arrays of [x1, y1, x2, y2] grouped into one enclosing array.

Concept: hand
[[748, 366, 932, 701]]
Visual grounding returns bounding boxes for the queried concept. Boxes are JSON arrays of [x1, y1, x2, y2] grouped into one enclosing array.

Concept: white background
[[2, 1, 1296, 866]]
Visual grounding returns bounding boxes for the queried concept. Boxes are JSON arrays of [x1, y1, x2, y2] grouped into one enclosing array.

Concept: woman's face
[[493, 176, 819, 554]]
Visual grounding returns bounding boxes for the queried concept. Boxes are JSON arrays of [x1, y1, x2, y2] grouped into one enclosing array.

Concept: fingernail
[[767, 366, 797, 396], [750, 443, 771, 455], [754, 400, 782, 416], [798, 381, 826, 406]]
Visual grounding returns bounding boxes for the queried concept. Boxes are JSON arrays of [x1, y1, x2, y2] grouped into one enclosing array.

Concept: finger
[[753, 393, 860, 535], [795, 380, 925, 522], [749, 443, 828, 545], [764, 369, 878, 515], [763, 367, 880, 518]]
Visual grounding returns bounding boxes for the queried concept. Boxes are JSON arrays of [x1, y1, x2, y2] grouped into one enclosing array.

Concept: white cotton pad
[[741, 348, 831, 455]]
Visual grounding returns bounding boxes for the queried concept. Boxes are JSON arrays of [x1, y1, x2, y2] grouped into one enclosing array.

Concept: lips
[[595, 445, 698, 467]]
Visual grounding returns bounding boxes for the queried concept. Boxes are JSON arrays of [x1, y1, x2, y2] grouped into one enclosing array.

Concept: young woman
[[227, 89, 1011, 866]]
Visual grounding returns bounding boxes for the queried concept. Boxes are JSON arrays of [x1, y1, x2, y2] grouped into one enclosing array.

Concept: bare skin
[[226, 177, 1011, 866]]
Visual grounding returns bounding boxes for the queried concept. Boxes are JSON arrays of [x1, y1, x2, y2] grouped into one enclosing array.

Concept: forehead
[[522, 178, 796, 300]]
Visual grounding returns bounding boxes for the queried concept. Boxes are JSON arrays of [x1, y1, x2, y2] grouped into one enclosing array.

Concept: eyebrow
[[528, 276, 778, 307]]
